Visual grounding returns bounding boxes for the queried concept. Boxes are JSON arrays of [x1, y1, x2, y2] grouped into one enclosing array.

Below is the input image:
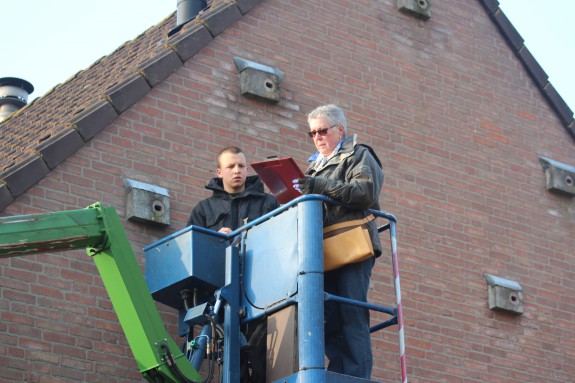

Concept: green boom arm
[[0, 203, 201, 383]]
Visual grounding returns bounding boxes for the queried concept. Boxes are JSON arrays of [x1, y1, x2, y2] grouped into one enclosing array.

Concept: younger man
[[187, 146, 280, 232], [187, 146, 279, 383]]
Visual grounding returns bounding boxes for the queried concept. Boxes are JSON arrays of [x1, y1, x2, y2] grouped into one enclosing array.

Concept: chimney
[[0, 77, 34, 122], [169, 0, 207, 36]]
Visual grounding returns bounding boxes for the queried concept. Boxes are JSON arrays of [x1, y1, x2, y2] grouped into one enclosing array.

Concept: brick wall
[[1, 0, 574, 382]]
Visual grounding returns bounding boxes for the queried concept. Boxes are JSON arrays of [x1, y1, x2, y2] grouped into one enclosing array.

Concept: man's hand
[[292, 178, 302, 194], [218, 227, 232, 234], [292, 176, 315, 195]]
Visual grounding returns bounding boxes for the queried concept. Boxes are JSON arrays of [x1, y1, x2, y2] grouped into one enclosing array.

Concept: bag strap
[[323, 214, 375, 234]]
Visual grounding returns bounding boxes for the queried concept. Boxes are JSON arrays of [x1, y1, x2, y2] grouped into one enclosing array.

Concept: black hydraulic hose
[[161, 344, 196, 383]]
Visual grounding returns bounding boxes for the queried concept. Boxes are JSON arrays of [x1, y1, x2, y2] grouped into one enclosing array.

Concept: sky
[[1, 0, 175, 101], [498, 0, 574, 112], [1, 1, 573, 113]]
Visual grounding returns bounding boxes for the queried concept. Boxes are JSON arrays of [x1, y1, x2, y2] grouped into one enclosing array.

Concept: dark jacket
[[187, 175, 280, 231], [305, 134, 384, 257]]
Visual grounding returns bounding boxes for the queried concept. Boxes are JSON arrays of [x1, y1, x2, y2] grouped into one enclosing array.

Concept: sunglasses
[[307, 124, 338, 138]]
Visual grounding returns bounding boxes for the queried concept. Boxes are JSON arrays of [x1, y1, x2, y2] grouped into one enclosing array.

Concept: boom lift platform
[[0, 196, 407, 383]]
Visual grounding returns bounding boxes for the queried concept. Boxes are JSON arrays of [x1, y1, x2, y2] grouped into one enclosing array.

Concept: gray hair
[[307, 104, 348, 138]]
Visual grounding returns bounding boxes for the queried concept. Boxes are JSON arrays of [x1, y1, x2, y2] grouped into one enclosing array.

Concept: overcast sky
[[1, 0, 573, 113]]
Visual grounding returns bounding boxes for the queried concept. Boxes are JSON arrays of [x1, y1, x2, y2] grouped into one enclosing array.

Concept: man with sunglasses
[[293, 104, 384, 379]]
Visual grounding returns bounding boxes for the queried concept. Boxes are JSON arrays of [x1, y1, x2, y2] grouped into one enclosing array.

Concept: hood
[[205, 175, 266, 196]]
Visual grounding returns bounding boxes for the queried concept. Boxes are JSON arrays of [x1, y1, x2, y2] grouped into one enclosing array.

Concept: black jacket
[[187, 175, 280, 231], [305, 134, 384, 257]]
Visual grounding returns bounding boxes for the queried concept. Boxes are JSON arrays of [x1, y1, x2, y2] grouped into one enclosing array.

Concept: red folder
[[251, 157, 305, 204]]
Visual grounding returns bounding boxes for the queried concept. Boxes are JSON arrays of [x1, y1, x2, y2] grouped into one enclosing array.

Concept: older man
[[294, 104, 384, 379]]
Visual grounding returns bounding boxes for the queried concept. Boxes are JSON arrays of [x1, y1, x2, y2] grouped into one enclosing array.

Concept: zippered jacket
[[305, 134, 385, 257], [187, 175, 280, 231]]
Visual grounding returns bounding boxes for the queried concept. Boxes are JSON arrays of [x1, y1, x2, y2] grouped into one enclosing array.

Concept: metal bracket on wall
[[398, 0, 431, 20], [539, 156, 575, 197], [233, 57, 284, 103], [484, 274, 524, 315], [124, 179, 171, 226]]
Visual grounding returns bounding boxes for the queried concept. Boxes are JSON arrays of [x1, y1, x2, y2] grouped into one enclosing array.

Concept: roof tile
[[235, 0, 265, 14], [0, 183, 14, 211], [139, 48, 184, 87], [70, 99, 119, 141], [170, 23, 214, 62], [1, 0, 573, 212], [105, 73, 152, 113], [478, 0, 499, 15], [493, 9, 524, 52], [477, 0, 575, 139], [543, 84, 574, 127], [517, 46, 549, 89], [201, 1, 243, 37], [37, 128, 84, 169], [3, 155, 49, 197]]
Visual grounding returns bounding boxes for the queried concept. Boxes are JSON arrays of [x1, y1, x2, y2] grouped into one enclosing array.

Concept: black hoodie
[[187, 175, 280, 231]]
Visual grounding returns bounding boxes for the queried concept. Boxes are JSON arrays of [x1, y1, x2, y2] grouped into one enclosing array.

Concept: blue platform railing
[[144, 195, 407, 383], [228, 195, 407, 383]]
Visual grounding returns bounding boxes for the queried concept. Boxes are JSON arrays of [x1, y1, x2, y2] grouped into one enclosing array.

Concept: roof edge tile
[[235, 0, 265, 14], [139, 49, 184, 87], [478, 0, 499, 15], [2, 155, 50, 197], [477, 0, 575, 142], [169, 23, 214, 62], [200, 2, 243, 37], [70, 100, 119, 141], [492, 9, 524, 52], [37, 128, 85, 169], [0, 183, 14, 212], [105, 74, 152, 114], [543, 84, 575, 128], [517, 46, 548, 89]]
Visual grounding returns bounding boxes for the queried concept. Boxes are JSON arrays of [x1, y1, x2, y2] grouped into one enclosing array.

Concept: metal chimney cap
[[0, 77, 35, 107], [0, 77, 34, 93]]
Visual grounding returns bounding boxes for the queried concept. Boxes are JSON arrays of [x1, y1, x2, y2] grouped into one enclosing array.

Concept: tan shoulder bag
[[323, 214, 375, 271]]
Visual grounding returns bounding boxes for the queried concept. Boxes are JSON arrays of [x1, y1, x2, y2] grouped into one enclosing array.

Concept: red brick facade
[[1, 0, 574, 382]]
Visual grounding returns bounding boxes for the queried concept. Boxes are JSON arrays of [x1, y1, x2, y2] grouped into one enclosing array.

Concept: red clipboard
[[251, 157, 305, 204]]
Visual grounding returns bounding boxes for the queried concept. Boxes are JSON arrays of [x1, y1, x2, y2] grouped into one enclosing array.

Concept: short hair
[[216, 146, 244, 168], [307, 104, 348, 137]]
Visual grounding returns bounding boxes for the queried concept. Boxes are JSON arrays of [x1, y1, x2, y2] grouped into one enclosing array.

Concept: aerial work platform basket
[[0, 196, 407, 383], [145, 195, 407, 383]]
